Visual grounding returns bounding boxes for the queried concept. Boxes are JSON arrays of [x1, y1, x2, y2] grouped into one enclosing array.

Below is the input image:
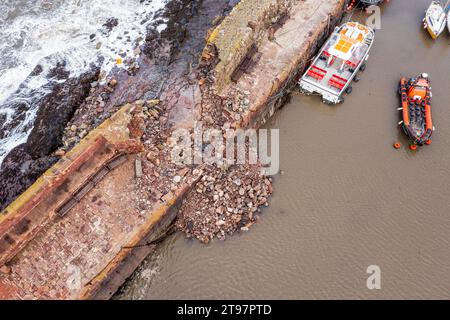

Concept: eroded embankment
[[0, 0, 345, 299]]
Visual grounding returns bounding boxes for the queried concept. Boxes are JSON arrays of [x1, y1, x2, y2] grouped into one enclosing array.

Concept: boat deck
[[306, 55, 354, 94]]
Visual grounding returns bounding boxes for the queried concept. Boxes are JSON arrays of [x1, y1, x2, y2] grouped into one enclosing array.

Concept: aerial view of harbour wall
[[0, 0, 347, 299]]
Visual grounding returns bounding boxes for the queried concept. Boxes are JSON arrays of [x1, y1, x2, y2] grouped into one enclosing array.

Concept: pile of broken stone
[[176, 163, 272, 243]]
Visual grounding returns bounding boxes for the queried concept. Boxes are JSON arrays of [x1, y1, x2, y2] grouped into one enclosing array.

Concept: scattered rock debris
[[176, 164, 273, 243], [2, 0, 273, 244]]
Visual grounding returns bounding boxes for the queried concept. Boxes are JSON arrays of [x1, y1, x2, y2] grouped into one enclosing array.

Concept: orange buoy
[[393, 143, 401, 149], [426, 139, 432, 145], [409, 144, 417, 151]]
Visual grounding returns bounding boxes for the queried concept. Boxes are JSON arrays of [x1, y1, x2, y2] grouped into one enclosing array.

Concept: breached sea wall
[[0, 0, 347, 299]]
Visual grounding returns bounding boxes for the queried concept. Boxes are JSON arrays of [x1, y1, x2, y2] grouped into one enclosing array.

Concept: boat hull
[[426, 25, 439, 39], [298, 22, 375, 104], [399, 76, 434, 146], [359, 0, 384, 6], [448, 11, 450, 34], [424, 1, 446, 39]]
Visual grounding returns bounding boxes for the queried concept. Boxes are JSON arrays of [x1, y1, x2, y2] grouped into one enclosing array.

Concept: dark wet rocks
[[0, 62, 71, 143], [46, 61, 71, 80], [29, 64, 44, 77], [102, 17, 119, 33], [0, 101, 32, 140], [0, 65, 100, 210], [143, 0, 203, 61], [26, 67, 99, 158], [0, 144, 58, 211]]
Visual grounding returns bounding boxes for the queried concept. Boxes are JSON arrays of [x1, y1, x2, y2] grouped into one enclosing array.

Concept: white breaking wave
[[0, 0, 168, 164]]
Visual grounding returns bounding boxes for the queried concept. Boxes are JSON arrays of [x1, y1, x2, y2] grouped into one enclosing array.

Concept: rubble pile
[[176, 163, 273, 243], [61, 77, 121, 152]]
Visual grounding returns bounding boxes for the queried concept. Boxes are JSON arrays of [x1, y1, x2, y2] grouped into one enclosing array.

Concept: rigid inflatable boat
[[399, 74, 434, 146]]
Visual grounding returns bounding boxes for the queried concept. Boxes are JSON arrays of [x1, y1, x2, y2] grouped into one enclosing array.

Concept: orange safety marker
[[426, 139, 432, 145], [409, 144, 418, 151], [393, 142, 401, 149]]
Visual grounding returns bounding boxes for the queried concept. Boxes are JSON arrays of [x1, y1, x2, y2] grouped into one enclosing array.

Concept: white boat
[[298, 22, 375, 104], [423, 1, 447, 39], [448, 10, 450, 34], [447, 3, 450, 34]]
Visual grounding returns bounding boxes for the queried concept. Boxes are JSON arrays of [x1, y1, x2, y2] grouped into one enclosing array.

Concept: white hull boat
[[298, 22, 375, 104], [423, 1, 447, 39], [447, 8, 450, 33]]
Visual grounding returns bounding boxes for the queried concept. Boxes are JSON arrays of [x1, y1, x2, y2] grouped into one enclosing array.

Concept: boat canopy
[[326, 23, 371, 61]]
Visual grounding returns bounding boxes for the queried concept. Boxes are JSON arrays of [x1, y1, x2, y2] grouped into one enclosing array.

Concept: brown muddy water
[[117, 0, 450, 299]]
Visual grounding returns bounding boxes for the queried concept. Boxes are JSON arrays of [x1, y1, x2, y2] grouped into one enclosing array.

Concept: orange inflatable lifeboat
[[398, 73, 434, 146]]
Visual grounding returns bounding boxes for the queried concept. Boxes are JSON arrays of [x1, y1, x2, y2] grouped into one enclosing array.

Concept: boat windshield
[[325, 31, 369, 64], [347, 43, 369, 66]]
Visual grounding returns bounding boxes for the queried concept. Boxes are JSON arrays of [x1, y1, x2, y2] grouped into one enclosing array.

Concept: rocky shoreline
[[0, 0, 351, 300], [0, 66, 99, 211], [0, 0, 206, 211], [0, 0, 347, 246], [0, 0, 272, 243]]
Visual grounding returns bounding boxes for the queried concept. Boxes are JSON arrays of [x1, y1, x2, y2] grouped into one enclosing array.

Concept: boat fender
[[345, 86, 353, 94]]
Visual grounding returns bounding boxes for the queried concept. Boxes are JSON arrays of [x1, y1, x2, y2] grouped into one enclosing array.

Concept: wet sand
[[117, 0, 450, 299]]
